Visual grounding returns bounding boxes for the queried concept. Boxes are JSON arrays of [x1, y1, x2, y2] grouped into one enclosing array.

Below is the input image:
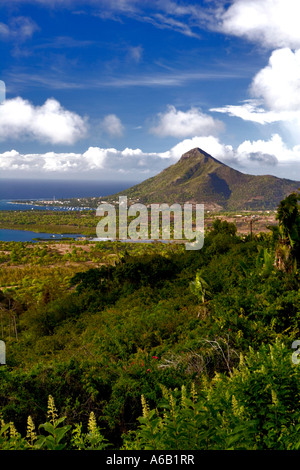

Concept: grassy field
[[0, 210, 98, 236]]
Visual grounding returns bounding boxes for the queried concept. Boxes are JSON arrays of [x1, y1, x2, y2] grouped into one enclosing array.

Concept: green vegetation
[[0, 209, 97, 236], [0, 192, 299, 450]]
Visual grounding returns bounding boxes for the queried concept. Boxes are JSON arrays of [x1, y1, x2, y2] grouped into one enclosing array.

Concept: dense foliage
[[0, 192, 299, 450]]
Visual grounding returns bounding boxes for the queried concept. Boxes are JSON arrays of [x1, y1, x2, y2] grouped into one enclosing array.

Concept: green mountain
[[110, 147, 300, 210]]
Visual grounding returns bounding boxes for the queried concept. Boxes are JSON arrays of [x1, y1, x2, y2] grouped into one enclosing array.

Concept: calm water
[[0, 178, 136, 211], [0, 178, 135, 201], [0, 229, 85, 242]]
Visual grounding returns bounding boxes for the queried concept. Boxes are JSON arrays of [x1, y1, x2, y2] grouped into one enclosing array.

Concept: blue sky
[[0, 0, 300, 182]]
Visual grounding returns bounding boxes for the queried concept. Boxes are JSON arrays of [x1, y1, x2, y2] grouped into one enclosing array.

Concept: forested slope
[[0, 192, 299, 450]]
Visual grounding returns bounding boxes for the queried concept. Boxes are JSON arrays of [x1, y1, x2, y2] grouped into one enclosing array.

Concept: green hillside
[[0, 190, 300, 450], [109, 148, 300, 210]]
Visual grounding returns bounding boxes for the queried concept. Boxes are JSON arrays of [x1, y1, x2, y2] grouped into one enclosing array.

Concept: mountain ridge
[[108, 148, 300, 210]]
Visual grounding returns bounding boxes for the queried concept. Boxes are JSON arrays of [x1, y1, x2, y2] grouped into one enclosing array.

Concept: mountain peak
[[110, 147, 300, 210], [180, 147, 220, 164]]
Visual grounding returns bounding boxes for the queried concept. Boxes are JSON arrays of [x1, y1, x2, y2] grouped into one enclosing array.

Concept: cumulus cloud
[[159, 133, 300, 170], [251, 48, 300, 112], [209, 133, 300, 167], [150, 105, 224, 138], [219, 0, 300, 49], [158, 136, 234, 162], [101, 114, 124, 137], [211, 48, 300, 139], [0, 148, 104, 173], [2, 133, 299, 178], [0, 97, 88, 144], [0, 146, 165, 175]]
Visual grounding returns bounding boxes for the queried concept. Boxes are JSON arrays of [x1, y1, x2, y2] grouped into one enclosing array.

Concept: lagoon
[[0, 228, 84, 242]]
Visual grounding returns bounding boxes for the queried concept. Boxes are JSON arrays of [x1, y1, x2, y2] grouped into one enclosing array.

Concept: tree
[[275, 191, 300, 270], [210, 218, 237, 237]]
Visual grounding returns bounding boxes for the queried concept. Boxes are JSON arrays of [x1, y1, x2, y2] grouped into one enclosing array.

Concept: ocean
[[0, 178, 136, 211]]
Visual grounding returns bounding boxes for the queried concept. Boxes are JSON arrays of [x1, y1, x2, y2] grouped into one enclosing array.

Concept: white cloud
[[236, 134, 285, 164], [101, 114, 124, 137], [0, 97, 88, 144], [210, 99, 300, 125], [160, 134, 300, 170], [219, 0, 300, 49], [2, 133, 299, 178], [211, 100, 273, 125], [8, 0, 300, 47], [150, 105, 224, 138], [211, 47, 300, 142], [0, 148, 105, 173], [215, 1, 300, 139], [159, 136, 234, 161], [0, 146, 159, 174], [82, 147, 111, 168], [251, 48, 300, 112]]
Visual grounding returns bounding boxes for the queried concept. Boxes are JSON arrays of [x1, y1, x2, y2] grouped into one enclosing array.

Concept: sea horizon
[[0, 178, 137, 210]]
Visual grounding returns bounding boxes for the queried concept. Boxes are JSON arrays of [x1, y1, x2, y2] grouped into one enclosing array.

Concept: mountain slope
[[110, 148, 300, 210]]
